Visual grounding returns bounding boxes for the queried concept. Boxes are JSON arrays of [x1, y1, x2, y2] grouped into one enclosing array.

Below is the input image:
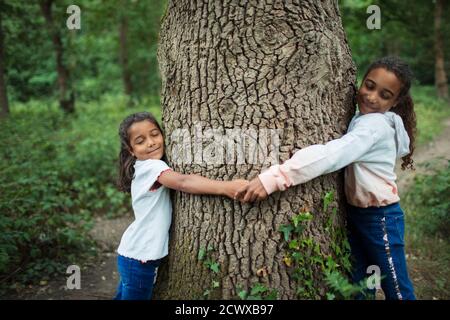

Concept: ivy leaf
[[289, 239, 300, 250], [283, 255, 293, 267], [302, 237, 314, 248], [296, 287, 306, 296], [326, 292, 336, 300], [198, 247, 206, 261], [311, 256, 324, 268], [210, 262, 220, 273], [212, 280, 220, 288], [326, 256, 338, 271], [250, 283, 268, 296], [203, 258, 213, 268], [294, 224, 305, 235], [293, 212, 313, 228], [292, 252, 304, 263], [292, 215, 300, 228], [265, 289, 278, 300], [299, 211, 313, 222], [278, 224, 294, 242], [331, 207, 337, 218], [238, 290, 247, 300], [323, 191, 334, 212], [333, 243, 342, 256]]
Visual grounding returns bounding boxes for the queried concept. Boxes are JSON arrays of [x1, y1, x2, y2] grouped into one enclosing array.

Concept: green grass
[[403, 162, 450, 299], [411, 85, 450, 146], [402, 86, 449, 300]]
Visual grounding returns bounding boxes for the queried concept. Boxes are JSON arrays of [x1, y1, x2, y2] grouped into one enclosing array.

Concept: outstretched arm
[[257, 127, 376, 195], [236, 120, 381, 202], [157, 170, 248, 199]]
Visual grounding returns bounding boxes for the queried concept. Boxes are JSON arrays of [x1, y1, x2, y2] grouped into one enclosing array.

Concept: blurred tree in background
[[1, 0, 166, 112], [0, 0, 447, 114], [434, 0, 448, 99], [40, 0, 75, 113], [0, 2, 9, 118], [341, 0, 449, 97]]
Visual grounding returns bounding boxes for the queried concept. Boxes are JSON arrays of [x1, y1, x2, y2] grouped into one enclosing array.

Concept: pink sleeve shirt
[[258, 112, 410, 208]]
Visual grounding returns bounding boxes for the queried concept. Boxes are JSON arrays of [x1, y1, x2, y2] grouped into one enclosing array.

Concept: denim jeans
[[114, 255, 161, 300], [347, 202, 416, 300]]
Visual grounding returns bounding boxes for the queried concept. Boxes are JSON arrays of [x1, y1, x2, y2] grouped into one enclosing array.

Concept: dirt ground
[[8, 118, 450, 300], [396, 118, 450, 192], [9, 215, 133, 300]]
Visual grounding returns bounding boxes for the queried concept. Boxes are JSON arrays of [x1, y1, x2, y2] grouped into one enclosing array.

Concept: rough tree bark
[[434, 0, 448, 100], [156, 0, 356, 299], [0, 11, 9, 118], [40, 0, 75, 113]]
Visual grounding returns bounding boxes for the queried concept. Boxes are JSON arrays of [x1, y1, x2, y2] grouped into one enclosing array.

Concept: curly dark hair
[[362, 56, 417, 170], [117, 112, 166, 193]]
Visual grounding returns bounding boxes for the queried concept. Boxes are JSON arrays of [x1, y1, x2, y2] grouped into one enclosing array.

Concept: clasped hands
[[234, 177, 268, 203]]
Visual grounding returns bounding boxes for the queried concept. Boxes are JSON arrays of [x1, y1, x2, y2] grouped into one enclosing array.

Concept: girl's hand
[[223, 179, 249, 200], [234, 177, 268, 203]]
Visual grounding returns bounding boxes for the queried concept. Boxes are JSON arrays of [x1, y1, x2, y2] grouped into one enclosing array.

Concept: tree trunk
[[40, 0, 75, 113], [434, 0, 448, 100], [119, 12, 133, 102], [156, 0, 356, 299], [0, 11, 9, 118]]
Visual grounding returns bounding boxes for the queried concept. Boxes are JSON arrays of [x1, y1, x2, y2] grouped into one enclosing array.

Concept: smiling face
[[128, 120, 164, 161], [357, 67, 403, 115]]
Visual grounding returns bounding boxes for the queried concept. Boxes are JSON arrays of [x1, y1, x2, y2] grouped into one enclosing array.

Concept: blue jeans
[[347, 202, 416, 300], [114, 255, 161, 300]]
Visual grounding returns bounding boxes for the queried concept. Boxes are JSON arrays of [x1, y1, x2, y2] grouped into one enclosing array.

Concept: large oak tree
[[156, 0, 356, 299]]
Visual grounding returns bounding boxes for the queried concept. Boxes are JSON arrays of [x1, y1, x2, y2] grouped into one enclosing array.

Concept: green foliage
[[404, 161, 450, 240], [278, 224, 294, 242], [197, 247, 206, 261], [322, 191, 334, 212], [0, 108, 96, 292], [402, 161, 450, 299], [198, 245, 278, 300], [1, 2, 55, 102], [238, 283, 278, 300], [205, 260, 220, 274], [341, 0, 450, 85], [2, 0, 167, 103], [324, 270, 369, 300], [411, 86, 450, 146], [0, 96, 161, 293], [278, 191, 355, 299], [198, 245, 222, 298]]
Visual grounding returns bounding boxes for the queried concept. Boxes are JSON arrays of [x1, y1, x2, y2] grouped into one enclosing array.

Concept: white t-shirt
[[117, 159, 172, 262]]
